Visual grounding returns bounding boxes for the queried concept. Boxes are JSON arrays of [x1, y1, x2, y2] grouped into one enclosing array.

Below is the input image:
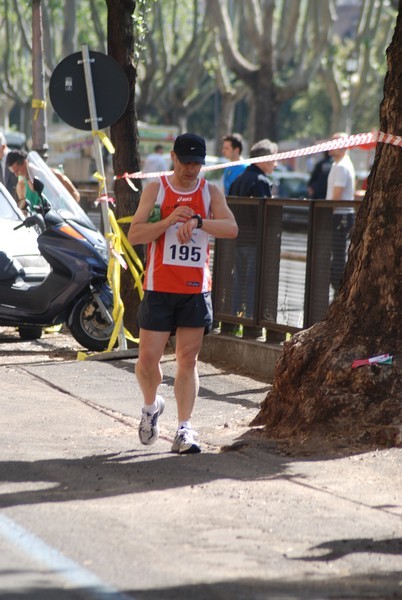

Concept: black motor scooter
[[0, 178, 114, 351]]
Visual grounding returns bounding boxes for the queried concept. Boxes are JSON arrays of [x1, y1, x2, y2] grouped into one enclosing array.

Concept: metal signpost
[[49, 46, 130, 351]]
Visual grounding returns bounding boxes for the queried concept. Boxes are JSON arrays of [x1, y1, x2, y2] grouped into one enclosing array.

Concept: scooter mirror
[[33, 177, 45, 195]]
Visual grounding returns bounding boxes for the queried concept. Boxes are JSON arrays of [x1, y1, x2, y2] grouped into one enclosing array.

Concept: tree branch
[[206, 0, 258, 80]]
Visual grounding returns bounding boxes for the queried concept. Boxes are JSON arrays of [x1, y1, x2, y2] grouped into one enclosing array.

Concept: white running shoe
[[171, 427, 201, 454], [138, 395, 165, 445]]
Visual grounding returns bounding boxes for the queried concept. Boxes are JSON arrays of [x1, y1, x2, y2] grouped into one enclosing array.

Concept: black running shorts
[[138, 291, 213, 334]]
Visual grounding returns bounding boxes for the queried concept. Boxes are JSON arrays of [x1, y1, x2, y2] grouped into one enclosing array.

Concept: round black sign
[[49, 51, 129, 130]]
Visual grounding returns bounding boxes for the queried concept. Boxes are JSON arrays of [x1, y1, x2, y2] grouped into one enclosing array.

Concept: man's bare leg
[[135, 329, 170, 407], [174, 327, 204, 422]]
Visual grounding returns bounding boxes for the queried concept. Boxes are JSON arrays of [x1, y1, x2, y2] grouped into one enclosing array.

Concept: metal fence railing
[[77, 188, 362, 343], [212, 196, 362, 342]]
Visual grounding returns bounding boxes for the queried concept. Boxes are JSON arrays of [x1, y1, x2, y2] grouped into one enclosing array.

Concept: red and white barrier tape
[[115, 130, 401, 183]]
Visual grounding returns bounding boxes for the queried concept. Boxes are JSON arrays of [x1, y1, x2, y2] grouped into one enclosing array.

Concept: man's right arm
[[330, 165, 348, 200], [330, 185, 346, 201], [128, 182, 194, 245]]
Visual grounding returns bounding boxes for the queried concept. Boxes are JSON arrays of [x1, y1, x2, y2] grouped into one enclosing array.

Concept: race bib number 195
[[163, 225, 208, 267]]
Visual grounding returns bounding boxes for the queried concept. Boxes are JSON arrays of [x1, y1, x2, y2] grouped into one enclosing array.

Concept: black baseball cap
[[173, 133, 206, 164]]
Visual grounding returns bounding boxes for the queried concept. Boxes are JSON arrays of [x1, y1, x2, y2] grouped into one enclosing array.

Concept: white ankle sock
[[143, 399, 158, 414], [178, 420, 192, 430]]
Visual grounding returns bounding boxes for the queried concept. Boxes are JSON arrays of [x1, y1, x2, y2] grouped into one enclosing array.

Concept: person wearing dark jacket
[[307, 151, 333, 199], [228, 139, 278, 319]]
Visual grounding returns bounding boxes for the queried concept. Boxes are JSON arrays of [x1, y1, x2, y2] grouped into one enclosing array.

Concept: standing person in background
[[307, 151, 333, 199], [128, 133, 238, 454], [52, 164, 81, 203], [229, 138, 278, 319], [222, 133, 247, 195], [326, 133, 356, 293], [7, 150, 41, 211], [0, 132, 18, 200], [142, 144, 168, 186]]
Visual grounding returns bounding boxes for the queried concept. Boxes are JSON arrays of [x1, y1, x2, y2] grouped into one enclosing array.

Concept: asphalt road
[[0, 326, 401, 599]]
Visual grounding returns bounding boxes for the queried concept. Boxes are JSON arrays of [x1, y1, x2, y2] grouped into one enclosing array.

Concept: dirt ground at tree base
[[0, 326, 401, 599]]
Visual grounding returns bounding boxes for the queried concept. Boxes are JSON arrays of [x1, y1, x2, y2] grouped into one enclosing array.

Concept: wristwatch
[[192, 214, 203, 229]]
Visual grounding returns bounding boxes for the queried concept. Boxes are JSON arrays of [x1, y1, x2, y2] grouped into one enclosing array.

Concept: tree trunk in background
[[252, 6, 402, 451], [62, 0, 77, 58], [106, 0, 143, 345], [216, 93, 235, 153], [31, 0, 48, 158], [249, 69, 278, 142], [206, 0, 332, 144]]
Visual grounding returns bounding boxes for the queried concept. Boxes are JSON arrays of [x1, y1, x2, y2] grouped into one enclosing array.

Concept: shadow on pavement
[[0, 446, 285, 509], [111, 358, 271, 410], [296, 536, 402, 561], [0, 571, 401, 599]]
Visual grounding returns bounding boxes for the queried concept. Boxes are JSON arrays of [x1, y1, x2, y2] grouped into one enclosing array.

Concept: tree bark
[[249, 69, 278, 142], [31, 0, 48, 158], [106, 0, 143, 344], [252, 5, 402, 451], [62, 0, 76, 58]]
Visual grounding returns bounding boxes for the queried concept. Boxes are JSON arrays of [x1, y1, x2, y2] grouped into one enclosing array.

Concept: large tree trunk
[[252, 6, 402, 451], [106, 0, 143, 344], [249, 69, 278, 142], [217, 92, 235, 152]]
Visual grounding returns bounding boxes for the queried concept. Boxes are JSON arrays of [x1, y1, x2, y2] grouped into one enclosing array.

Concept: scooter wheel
[[69, 295, 114, 352], [18, 325, 43, 340]]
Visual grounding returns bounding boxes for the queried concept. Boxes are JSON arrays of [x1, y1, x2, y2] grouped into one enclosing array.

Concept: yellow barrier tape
[[32, 98, 46, 120], [77, 212, 144, 360], [105, 208, 137, 350], [93, 130, 115, 154], [113, 213, 145, 300], [93, 171, 106, 194], [117, 216, 144, 298]]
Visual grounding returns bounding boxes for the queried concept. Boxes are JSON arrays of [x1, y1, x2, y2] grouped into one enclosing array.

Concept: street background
[[0, 326, 401, 599]]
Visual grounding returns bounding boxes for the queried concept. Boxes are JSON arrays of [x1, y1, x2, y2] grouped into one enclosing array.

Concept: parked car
[[272, 170, 309, 199], [3, 129, 27, 150], [0, 182, 49, 281], [272, 170, 310, 229]]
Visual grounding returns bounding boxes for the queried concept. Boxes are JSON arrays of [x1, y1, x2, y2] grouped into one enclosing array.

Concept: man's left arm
[[201, 183, 238, 239], [175, 183, 238, 245], [176, 183, 238, 244]]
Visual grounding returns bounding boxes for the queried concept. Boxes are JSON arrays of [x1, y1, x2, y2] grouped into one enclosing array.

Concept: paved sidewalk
[[0, 347, 401, 599]]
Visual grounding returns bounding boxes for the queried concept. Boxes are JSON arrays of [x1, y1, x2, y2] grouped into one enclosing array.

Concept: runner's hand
[[176, 217, 196, 244]]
